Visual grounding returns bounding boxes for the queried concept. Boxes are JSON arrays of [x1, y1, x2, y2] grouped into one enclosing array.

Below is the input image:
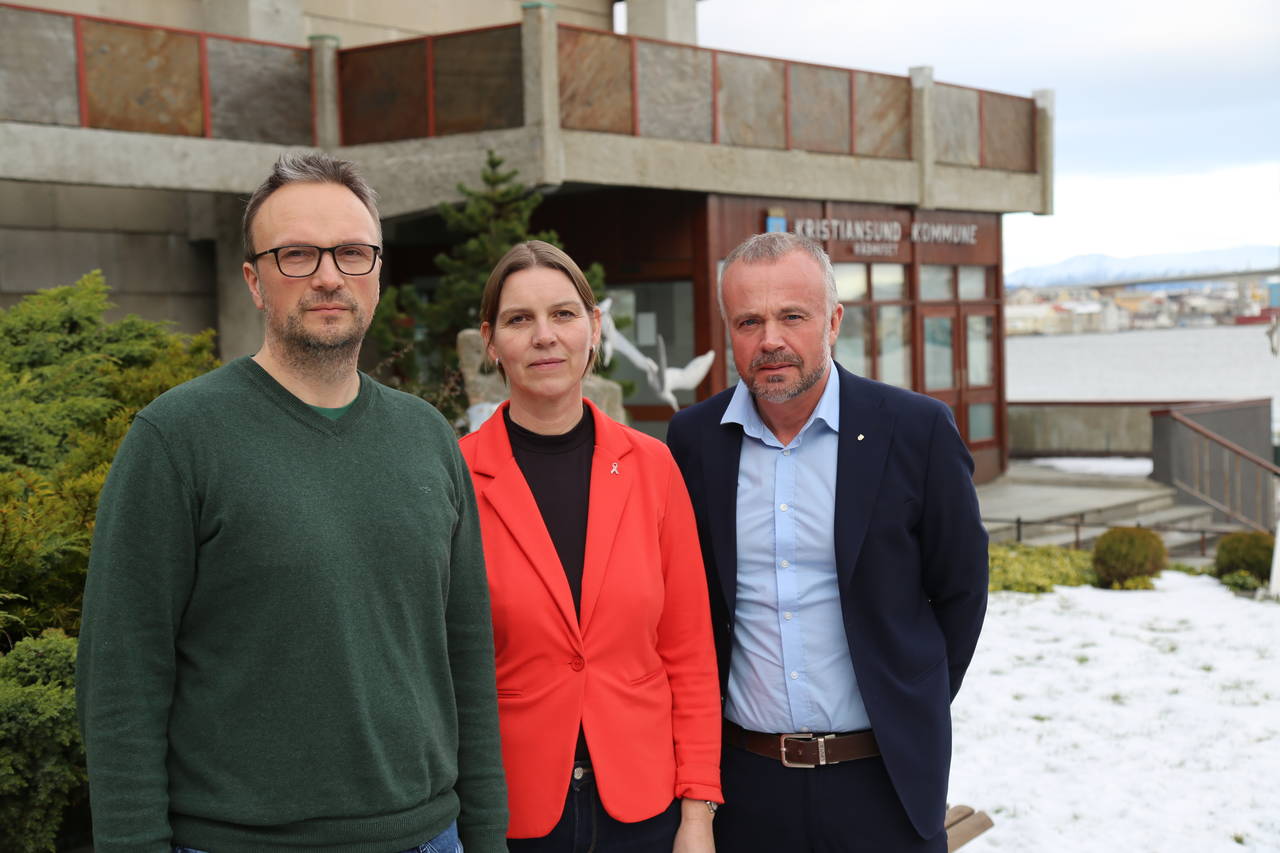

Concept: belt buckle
[[779, 732, 825, 768]]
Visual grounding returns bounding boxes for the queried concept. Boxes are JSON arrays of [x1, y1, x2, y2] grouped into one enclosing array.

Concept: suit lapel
[[578, 402, 633, 633], [833, 366, 895, 591], [471, 407, 580, 638], [703, 406, 742, 618]]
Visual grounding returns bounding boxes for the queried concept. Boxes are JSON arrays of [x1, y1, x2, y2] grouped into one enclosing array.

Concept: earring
[[493, 356, 500, 365]]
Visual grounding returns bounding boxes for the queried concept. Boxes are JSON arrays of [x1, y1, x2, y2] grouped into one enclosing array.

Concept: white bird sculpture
[[598, 297, 659, 386], [653, 334, 715, 411]]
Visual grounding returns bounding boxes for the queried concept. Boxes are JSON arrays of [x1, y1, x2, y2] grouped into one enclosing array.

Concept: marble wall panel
[[716, 53, 785, 149], [0, 8, 79, 126], [983, 92, 1035, 172], [434, 26, 523, 136], [559, 28, 632, 134], [789, 64, 850, 155], [208, 39, 311, 144], [853, 72, 909, 159], [934, 84, 979, 166], [82, 20, 203, 136], [635, 41, 712, 143], [339, 39, 429, 145]]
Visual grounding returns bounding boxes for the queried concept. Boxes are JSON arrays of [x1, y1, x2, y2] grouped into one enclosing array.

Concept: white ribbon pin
[[610, 462, 620, 475]]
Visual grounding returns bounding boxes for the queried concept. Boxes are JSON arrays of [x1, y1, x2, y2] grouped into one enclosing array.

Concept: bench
[[946, 804, 994, 851]]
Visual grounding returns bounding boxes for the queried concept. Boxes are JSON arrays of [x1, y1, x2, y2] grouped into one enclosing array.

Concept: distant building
[[0, 0, 1055, 482]]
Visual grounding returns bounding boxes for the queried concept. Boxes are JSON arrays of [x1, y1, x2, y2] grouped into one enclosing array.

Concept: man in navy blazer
[[666, 232, 988, 852]]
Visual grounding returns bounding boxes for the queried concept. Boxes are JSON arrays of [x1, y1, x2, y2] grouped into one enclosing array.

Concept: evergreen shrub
[[1218, 569, 1262, 594], [988, 543, 1095, 592], [1213, 531, 1273, 584], [0, 272, 217, 642], [1092, 527, 1165, 589], [0, 631, 85, 853]]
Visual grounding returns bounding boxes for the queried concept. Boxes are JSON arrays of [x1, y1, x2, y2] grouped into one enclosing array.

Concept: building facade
[[0, 0, 1053, 482]]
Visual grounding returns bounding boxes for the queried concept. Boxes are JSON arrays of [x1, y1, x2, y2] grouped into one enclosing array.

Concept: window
[[920, 265, 952, 301]]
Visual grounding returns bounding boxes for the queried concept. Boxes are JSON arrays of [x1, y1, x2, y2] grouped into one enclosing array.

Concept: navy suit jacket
[[666, 363, 988, 839]]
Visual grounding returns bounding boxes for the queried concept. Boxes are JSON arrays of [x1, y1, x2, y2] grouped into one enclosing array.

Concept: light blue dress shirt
[[720, 362, 871, 734]]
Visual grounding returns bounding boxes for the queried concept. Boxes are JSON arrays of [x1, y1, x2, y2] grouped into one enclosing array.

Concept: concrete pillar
[[627, 0, 697, 43], [311, 35, 341, 149], [1033, 89, 1055, 216], [909, 65, 935, 210], [200, 0, 303, 43], [521, 2, 564, 186], [214, 194, 264, 361]]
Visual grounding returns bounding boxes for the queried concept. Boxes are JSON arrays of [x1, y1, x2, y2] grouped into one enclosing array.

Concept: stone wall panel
[[635, 41, 711, 143], [434, 26, 523, 136], [716, 53, 785, 149], [934, 84, 979, 166], [82, 20, 203, 136], [559, 28, 632, 134], [339, 39, 429, 145], [983, 92, 1035, 172], [208, 39, 311, 144], [853, 71, 910, 159], [789, 63, 850, 154], [0, 7, 79, 126]]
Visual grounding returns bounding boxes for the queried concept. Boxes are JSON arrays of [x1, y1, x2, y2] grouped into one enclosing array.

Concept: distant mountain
[[1005, 246, 1280, 289]]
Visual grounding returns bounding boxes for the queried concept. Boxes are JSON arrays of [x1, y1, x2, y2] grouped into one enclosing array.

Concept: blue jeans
[[174, 819, 463, 853], [506, 761, 679, 853]]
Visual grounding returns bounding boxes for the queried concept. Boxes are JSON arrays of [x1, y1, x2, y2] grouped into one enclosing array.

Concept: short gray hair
[[242, 151, 381, 263], [718, 232, 838, 318]]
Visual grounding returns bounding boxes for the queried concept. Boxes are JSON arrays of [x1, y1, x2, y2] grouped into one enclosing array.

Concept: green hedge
[[989, 543, 1095, 592], [0, 274, 217, 849], [0, 271, 217, 643], [0, 631, 85, 853]]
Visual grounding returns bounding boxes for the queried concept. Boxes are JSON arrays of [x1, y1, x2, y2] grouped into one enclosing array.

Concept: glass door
[[920, 302, 997, 446]]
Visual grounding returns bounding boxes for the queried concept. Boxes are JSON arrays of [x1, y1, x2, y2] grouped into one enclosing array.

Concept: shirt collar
[[721, 359, 841, 444]]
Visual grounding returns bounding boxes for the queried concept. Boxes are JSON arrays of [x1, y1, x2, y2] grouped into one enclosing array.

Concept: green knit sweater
[[76, 358, 507, 852]]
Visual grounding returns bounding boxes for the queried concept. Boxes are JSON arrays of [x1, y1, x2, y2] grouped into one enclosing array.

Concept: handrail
[[1167, 410, 1280, 476], [982, 515, 1242, 554]]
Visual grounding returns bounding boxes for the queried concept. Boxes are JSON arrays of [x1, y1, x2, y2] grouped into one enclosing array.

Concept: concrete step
[[1015, 503, 1246, 557], [984, 487, 1179, 543]]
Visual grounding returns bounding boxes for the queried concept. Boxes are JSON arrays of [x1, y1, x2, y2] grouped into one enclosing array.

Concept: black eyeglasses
[[252, 244, 383, 278]]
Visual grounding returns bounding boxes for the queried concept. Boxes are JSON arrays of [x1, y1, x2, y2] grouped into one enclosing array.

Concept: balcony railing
[[0, 1, 1039, 173], [0, 1, 312, 144]]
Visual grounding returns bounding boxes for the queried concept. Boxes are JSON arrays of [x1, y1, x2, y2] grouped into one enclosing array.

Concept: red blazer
[[459, 400, 722, 838]]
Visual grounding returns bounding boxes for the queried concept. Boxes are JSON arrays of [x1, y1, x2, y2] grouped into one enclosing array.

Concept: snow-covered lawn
[[949, 571, 1280, 852]]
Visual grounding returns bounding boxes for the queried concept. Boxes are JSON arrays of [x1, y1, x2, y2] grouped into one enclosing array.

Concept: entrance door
[[920, 303, 997, 446]]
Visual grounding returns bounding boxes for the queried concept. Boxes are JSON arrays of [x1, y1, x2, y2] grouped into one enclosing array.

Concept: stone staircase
[[979, 463, 1243, 557]]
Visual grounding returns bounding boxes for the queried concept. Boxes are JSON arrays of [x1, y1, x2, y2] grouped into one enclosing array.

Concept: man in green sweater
[[76, 152, 508, 852]]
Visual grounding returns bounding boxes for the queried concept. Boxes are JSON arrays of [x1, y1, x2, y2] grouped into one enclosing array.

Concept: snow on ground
[[949, 571, 1280, 852], [1028, 456, 1155, 478]]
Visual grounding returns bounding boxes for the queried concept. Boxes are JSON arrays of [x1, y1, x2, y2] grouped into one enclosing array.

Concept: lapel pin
[[610, 462, 620, 475], [857, 433, 865, 441]]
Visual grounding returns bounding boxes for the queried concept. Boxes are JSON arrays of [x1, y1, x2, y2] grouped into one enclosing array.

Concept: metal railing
[[984, 516, 1244, 555], [1167, 410, 1279, 533]]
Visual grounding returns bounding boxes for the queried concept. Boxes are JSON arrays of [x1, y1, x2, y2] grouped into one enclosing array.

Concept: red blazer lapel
[[469, 404, 581, 638], [578, 400, 634, 634]]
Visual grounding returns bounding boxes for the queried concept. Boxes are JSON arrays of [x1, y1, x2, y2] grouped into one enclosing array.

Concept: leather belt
[[724, 720, 879, 768]]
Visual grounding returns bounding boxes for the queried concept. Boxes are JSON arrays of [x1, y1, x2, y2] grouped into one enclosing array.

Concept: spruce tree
[[370, 150, 605, 424]]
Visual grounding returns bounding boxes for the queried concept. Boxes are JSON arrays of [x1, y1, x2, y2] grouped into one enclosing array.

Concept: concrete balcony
[[0, 2, 1053, 217]]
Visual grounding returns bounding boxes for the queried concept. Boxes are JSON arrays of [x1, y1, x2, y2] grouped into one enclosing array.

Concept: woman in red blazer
[[458, 241, 722, 852]]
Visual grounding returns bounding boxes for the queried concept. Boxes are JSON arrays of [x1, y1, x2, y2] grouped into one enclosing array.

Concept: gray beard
[[268, 305, 367, 381], [751, 361, 825, 403], [748, 348, 829, 404]]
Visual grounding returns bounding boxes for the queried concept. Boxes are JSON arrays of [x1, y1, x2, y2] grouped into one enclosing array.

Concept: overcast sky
[[622, 0, 1280, 272]]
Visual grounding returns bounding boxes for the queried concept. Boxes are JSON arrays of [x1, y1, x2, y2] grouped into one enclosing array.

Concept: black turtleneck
[[504, 404, 594, 616]]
